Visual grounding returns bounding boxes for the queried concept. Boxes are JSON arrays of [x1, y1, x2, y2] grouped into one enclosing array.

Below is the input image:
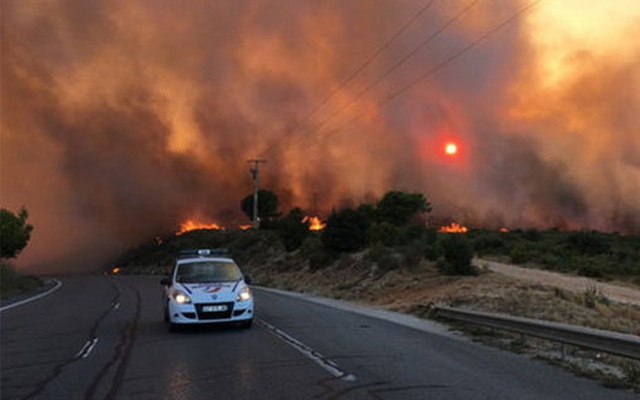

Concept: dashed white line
[[257, 318, 356, 382], [76, 338, 99, 359]]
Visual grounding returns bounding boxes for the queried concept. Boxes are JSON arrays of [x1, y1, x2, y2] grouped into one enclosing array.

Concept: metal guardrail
[[434, 306, 640, 360]]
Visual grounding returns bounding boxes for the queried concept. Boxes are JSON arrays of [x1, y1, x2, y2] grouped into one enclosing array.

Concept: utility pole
[[247, 159, 267, 229]]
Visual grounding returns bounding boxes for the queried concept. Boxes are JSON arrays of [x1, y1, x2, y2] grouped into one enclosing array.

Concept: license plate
[[203, 305, 227, 312]]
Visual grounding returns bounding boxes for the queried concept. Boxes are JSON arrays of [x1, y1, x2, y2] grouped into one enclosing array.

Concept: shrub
[[377, 251, 403, 273], [399, 240, 425, 269], [300, 236, 336, 271], [376, 191, 432, 226], [276, 208, 310, 251], [322, 207, 371, 252], [566, 231, 611, 256], [509, 243, 535, 264], [473, 233, 508, 256], [438, 234, 478, 276], [370, 222, 401, 247], [0, 262, 42, 299]]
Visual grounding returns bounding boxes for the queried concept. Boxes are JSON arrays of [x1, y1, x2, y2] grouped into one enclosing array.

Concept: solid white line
[[257, 319, 356, 382], [0, 279, 62, 312]]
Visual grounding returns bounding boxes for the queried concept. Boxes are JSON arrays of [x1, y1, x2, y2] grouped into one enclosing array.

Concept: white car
[[161, 249, 254, 331]]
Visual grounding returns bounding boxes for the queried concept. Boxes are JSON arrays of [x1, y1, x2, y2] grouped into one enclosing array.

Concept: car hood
[[179, 281, 243, 302]]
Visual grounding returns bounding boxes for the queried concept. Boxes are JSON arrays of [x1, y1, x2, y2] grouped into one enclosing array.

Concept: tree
[[1, 207, 34, 259], [322, 207, 371, 252], [240, 190, 280, 223], [376, 191, 432, 226]]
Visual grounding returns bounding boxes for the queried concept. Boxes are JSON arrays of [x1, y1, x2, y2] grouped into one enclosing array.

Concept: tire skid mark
[[21, 281, 121, 400], [101, 279, 141, 400]]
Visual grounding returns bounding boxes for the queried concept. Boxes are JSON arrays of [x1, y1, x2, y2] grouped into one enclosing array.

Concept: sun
[[445, 142, 458, 155]]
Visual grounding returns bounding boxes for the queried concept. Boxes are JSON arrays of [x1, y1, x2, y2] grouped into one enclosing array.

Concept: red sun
[[444, 142, 458, 155]]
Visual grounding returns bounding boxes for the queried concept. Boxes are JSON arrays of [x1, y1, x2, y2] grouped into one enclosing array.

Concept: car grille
[[195, 302, 234, 320]]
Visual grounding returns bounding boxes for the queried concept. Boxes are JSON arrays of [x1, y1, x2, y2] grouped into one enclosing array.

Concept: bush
[[400, 240, 425, 269], [370, 222, 401, 247], [0, 262, 42, 299], [473, 233, 508, 256], [438, 234, 478, 276], [566, 231, 611, 256], [300, 236, 336, 271], [509, 243, 536, 264], [322, 207, 371, 252], [376, 191, 431, 226], [276, 208, 310, 251]]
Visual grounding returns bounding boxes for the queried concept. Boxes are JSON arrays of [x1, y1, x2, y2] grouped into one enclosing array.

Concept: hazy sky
[[2, 0, 639, 272]]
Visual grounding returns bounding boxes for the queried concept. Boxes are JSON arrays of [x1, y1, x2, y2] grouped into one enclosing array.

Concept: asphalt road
[[1, 275, 637, 400]]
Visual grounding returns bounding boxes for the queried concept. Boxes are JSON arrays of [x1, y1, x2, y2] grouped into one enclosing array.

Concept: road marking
[[257, 318, 356, 382], [76, 338, 99, 359], [0, 279, 62, 312]]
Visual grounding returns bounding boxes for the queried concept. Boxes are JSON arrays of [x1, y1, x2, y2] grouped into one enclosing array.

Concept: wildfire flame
[[303, 216, 326, 231], [439, 222, 469, 233], [176, 219, 224, 235], [111, 267, 121, 275]]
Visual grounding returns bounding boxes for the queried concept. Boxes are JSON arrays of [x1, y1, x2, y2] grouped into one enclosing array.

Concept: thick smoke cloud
[[1, 0, 639, 272]]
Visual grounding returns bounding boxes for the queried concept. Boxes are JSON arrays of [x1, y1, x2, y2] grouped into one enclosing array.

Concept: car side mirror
[[244, 275, 252, 285], [160, 277, 172, 287]]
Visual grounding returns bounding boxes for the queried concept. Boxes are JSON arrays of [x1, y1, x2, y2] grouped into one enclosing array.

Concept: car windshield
[[176, 261, 243, 283]]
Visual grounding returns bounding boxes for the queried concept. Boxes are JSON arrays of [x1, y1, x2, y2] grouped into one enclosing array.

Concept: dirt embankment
[[245, 252, 640, 336]]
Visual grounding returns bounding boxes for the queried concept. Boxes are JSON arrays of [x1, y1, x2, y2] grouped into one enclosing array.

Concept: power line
[[299, 0, 542, 147], [308, 0, 482, 135], [263, 0, 483, 153], [382, 0, 541, 107], [259, 0, 438, 157], [293, 0, 439, 130]]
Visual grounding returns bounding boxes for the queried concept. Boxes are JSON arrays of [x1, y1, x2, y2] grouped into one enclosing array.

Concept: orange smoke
[[176, 220, 224, 235], [303, 216, 326, 231], [439, 222, 469, 233]]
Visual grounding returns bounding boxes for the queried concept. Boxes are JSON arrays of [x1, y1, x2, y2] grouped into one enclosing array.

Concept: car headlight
[[172, 290, 192, 304], [236, 287, 252, 302]]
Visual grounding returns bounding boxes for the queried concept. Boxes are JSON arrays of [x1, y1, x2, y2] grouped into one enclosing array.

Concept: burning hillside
[[2, 0, 639, 271]]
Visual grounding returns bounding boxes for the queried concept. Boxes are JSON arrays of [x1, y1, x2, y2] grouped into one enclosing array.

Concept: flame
[[303, 216, 326, 231], [238, 224, 253, 230], [438, 222, 469, 233], [499, 227, 510, 233], [111, 267, 121, 274], [176, 219, 224, 235]]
